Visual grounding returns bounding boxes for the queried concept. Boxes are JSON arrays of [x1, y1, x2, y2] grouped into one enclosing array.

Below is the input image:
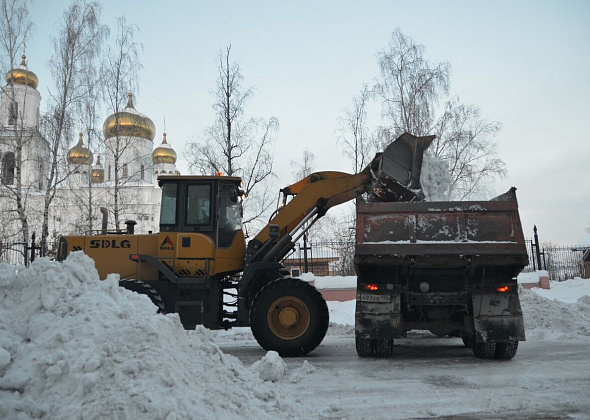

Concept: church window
[[122, 163, 128, 178], [108, 165, 111, 180], [140, 164, 145, 180], [1, 152, 16, 185]]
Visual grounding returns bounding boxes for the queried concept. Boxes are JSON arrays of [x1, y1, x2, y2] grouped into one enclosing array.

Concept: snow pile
[[250, 351, 286, 382], [0, 253, 314, 420], [327, 300, 355, 326], [521, 288, 590, 341], [420, 154, 453, 201], [530, 277, 590, 303]]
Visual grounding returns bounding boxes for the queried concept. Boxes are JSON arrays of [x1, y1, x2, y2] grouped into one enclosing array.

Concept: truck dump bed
[[355, 188, 529, 269]]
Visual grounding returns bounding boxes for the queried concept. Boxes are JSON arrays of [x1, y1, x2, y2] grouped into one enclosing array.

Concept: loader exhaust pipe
[[100, 207, 108, 234]]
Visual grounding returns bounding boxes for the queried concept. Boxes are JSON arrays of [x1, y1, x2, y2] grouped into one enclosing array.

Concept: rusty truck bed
[[355, 188, 529, 268]]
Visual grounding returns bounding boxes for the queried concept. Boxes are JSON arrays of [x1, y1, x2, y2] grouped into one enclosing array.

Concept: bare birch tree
[[372, 28, 505, 199], [100, 16, 142, 229], [432, 97, 505, 199], [0, 0, 33, 245], [338, 84, 375, 174], [68, 63, 106, 234], [41, 0, 106, 248], [186, 45, 278, 228], [290, 149, 315, 181]]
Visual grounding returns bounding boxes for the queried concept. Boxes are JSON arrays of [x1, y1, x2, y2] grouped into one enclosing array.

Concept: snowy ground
[[1, 253, 590, 419]]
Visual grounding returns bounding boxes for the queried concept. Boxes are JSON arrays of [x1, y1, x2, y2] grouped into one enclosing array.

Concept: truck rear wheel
[[249, 278, 329, 357], [356, 336, 394, 357], [472, 341, 496, 359], [119, 280, 165, 313], [495, 341, 518, 359]]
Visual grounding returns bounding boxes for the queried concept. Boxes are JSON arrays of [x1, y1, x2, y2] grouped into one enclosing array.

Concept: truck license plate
[[359, 293, 391, 303]]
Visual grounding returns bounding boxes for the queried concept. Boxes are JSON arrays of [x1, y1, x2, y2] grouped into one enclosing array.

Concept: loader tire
[[356, 336, 394, 358], [495, 341, 519, 360], [249, 278, 329, 357], [119, 280, 165, 313], [472, 341, 496, 359]]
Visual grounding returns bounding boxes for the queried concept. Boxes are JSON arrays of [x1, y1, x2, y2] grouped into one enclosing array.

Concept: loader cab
[[158, 175, 244, 247], [156, 176, 246, 277]]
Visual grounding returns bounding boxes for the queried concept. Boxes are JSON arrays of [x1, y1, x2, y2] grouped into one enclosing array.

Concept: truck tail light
[[496, 285, 511, 293], [363, 283, 380, 291]]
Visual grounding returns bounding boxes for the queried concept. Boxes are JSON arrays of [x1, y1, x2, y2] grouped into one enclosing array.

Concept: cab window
[[160, 183, 177, 225], [186, 184, 212, 225]]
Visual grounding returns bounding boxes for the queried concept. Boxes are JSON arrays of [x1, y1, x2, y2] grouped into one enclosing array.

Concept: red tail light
[[130, 254, 140, 261], [363, 283, 379, 291], [496, 285, 510, 293]]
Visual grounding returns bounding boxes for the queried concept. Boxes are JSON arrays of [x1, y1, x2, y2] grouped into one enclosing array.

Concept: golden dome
[[67, 132, 93, 165], [152, 133, 177, 164], [103, 93, 155, 141], [91, 156, 104, 183], [5, 55, 38, 89]]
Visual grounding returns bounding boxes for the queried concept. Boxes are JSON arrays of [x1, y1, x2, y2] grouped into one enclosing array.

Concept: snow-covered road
[[218, 328, 590, 419]]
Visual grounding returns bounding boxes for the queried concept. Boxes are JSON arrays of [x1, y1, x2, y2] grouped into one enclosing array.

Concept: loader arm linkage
[[245, 133, 435, 265]]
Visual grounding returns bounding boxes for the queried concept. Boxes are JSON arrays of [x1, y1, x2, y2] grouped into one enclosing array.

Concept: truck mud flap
[[472, 293, 525, 342], [355, 293, 402, 339]]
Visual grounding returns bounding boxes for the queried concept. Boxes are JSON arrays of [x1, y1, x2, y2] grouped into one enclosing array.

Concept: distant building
[[0, 55, 179, 242]]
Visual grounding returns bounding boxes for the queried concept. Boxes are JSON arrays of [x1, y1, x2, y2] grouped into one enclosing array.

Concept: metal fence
[[0, 235, 58, 266], [284, 241, 356, 277], [2, 232, 587, 282], [287, 239, 588, 281]]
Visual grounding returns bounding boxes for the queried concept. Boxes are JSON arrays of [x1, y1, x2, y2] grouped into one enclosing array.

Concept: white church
[[0, 55, 179, 242]]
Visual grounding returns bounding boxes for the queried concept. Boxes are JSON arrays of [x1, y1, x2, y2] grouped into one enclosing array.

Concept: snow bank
[[529, 277, 590, 303], [0, 253, 313, 419], [301, 273, 356, 290]]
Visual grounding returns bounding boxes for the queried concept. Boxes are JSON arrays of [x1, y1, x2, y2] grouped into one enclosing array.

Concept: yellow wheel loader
[[57, 133, 433, 356]]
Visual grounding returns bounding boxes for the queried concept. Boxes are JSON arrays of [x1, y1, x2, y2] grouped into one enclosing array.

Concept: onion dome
[[91, 155, 104, 183], [5, 55, 38, 89], [67, 132, 93, 165], [103, 93, 155, 141], [152, 133, 177, 164]]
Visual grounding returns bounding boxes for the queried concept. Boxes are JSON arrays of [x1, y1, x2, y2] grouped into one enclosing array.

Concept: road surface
[[216, 326, 590, 419]]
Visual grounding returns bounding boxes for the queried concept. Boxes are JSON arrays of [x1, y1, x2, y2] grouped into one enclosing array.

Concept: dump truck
[[354, 187, 528, 359], [57, 133, 432, 357]]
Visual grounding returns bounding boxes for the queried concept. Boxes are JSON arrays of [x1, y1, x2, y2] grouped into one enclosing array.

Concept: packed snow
[[1, 253, 589, 419]]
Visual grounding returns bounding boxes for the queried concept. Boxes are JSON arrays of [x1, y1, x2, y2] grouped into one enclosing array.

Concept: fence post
[[30, 232, 36, 265], [533, 225, 543, 270], [302, 233, 310, 273]]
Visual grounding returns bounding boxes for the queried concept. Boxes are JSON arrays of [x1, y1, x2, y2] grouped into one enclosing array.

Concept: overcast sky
[[23, 0, 590, 245]]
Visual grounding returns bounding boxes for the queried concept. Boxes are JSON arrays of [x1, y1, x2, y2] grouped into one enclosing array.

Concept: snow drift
[[0, 252, 313, 420]]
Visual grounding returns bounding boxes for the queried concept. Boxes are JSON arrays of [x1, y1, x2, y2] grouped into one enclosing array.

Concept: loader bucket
[[371, 133, 435, 201]]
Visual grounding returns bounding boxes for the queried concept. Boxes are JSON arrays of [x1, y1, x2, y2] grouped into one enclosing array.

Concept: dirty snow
[[1, 254, 590, 419]]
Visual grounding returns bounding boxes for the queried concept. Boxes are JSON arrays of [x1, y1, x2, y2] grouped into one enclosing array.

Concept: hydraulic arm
[[245, 133, 435, 265]]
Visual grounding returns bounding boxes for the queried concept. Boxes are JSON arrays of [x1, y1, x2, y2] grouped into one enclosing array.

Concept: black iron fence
[[0, 234, 58, 266], [287, 236, 588, 281]]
